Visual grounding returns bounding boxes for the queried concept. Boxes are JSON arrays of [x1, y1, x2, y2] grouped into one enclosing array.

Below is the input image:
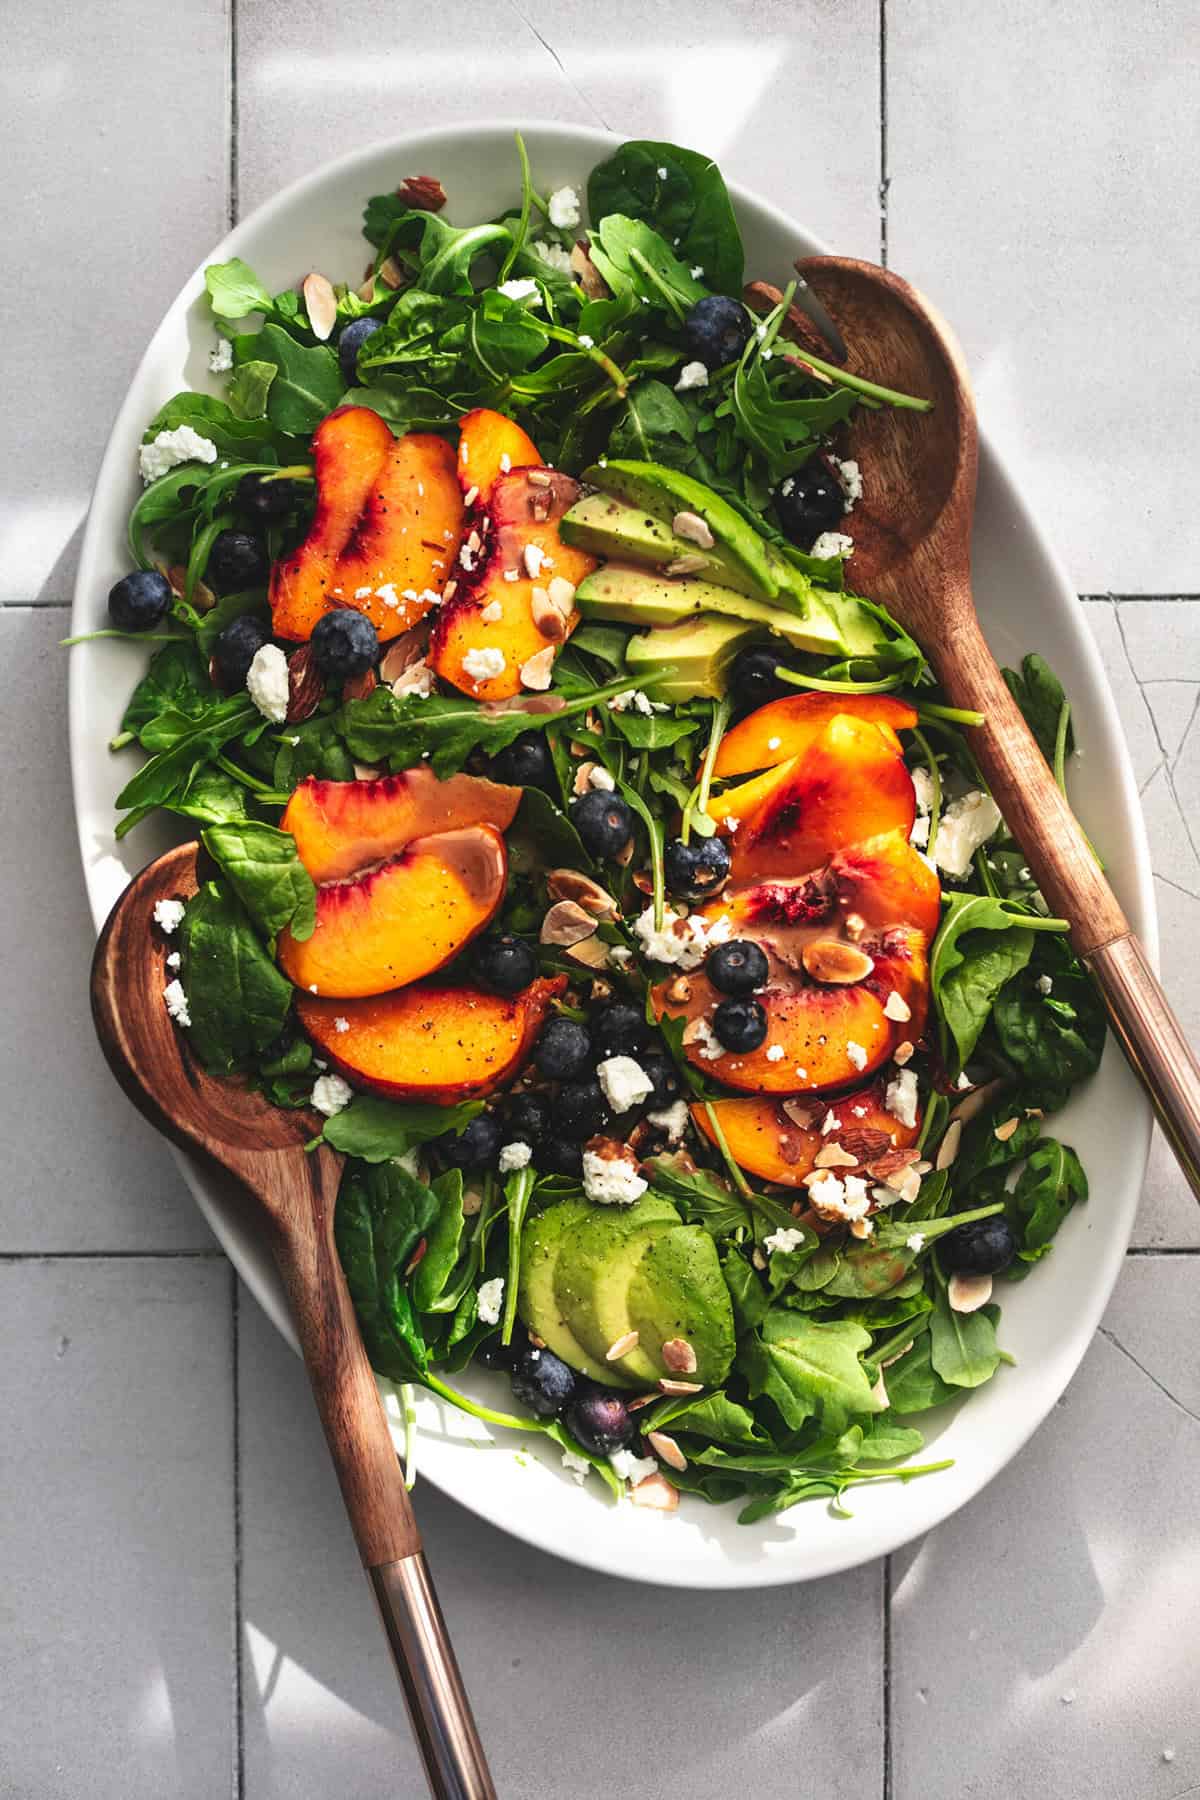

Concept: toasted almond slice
[[646, 1430, 688, 1473], [605, 1330, 640, 1362], [631, 1472, 679, 1511], [751, 1246, 768, 1271], [546, 868, 618, 917], [626, 1393, 659, 1413], [661, 1337, 698, 1374], [781, 1099, 818, 1129], [666, 975, 692, 1004], [948, 1272, 993, 1314], [303, 272, 338, 341], [565, 935, 611, 970], [547, 575, 577, 613], [672, 510, 715, 549], [540, 901, 596, 946], [461, 1188, 483, 1217], [883, 989, 912, 1022], [949, 1078, 1005, 1125], [531, 586, 567, 642], [892, 1040, 915, 1067], [802, 939, 875, 984], [664, 553, 710, 576], [843, 911, 867, 942], [658, 1378, 704, 1395], [814, 1141, 860, 1169], [993, 1116, 1021, 1142], [520, 645, 557, 691], [935, 1118, 963, 1171]]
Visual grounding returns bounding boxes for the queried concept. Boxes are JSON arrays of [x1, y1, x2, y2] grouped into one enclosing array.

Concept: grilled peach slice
[[713, 830, 942, 947], [715, 693, 918, 777], [297, 976, 566, 1103], [457, 407, 540, 503], [429, 468, 598, 700], [282, 769, 521, 884], [693, 1079, 920, 1188], [277, 824, 506, 998], [270, 409, 465, 642]]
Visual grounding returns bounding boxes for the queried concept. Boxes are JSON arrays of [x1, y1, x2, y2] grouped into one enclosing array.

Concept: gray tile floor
[[2, 4, 1197, 1795]]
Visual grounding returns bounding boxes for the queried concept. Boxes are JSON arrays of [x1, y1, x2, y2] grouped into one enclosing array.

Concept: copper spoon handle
[[935, 603, 1200, 1198]]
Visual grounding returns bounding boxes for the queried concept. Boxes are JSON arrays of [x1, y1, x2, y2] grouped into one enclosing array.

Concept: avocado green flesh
[[624, 614, 759, 699], [553, 1199, 680, 1378], [576, 563, 846, 654], [516, 1201, 615, 1384], [627, 1225, 737, 1387], [580, 459, 780, 601], [561, 491, 767, 602]]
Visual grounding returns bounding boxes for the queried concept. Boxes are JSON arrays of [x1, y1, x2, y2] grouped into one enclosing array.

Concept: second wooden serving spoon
[[796, 255, 1200, 1198], [90, 842, 496, 1800]]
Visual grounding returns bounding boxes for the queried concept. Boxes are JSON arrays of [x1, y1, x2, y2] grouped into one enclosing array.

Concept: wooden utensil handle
[[932, 606, 1200, 1200]]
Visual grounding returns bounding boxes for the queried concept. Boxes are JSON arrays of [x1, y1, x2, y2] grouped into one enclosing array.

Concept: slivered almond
[[671, 510, 715, 549], [527, 469, 553, 487], [531, 586, 568, 641], [520, 646, 556, 691], [658, 1378, 703, 1395], [948, 1272, 993, 1314], [813, 1141, 860, 1169], [631, 1472, 679, 1511], [646, 1430, 688, 1473], [539, 901, 596, 947], [627, 1393, 659, 1413], [844, 911, 867, 942], [936, 1119, 963, 1171], [661, 1337, 698, 1374], [664, 553, 710, 576], [781, 1100, 818, 1129], [994, 1116, 1021, 1142], [302, 272, 338, 341], [605, 1330, 640, 1362], [565, 935, 611, 970], [545, 868, 617, 917], [802, 938, 875, 984], [949, 1078, 1005, 1125]]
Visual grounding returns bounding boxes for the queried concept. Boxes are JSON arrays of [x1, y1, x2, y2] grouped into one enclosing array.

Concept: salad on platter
[[92, 137, 1106, 1524]]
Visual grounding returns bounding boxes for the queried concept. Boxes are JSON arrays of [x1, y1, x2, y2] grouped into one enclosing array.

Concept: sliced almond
[[626, 1392, 659, 1413], [671, 510, 716, 550], [950, 1078, 1005, 1126], [935, 1118, 963, 1171], [545, 868, 618, 918], [948, 1272, 994, 1314], [565, 935, 611, 970], [844, 911, 867, 942], [379, 623, 431, 684], [527, 469, 553, 487], [519, 646, 556, 691], [531, 586, 568, 642], [630, 1472, 679, 1511], [883, 989, 912, 1022], [605, 1330, 640, 1362], [666, 975, 693, 1004], [891, 1040, 915, 1067], [658, 1378, 704, 1395], [813, 1141, 860, 1169], [378, 255, 406, 290], [539, 901, 596, 947], [802, 938, 875, 984], [661, 1337, 698, 1375], [570, 240, 609, 299], [751, 1246, 768, 1271], [547, 575, 577, 613], [646, 1430, 688, 1473], [302, 272, 338, 341], [870, 1368, 889, 1408], [572, 761, 599, 797], [781, 1099, 818, 1129], [664, 553, 710, 577], [461, 1188, 483, 1217], [993, 1116, 1021, 1142]]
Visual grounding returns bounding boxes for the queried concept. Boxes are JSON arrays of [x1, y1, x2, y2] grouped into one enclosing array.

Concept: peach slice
[[277, 824, 506, 998], [282, 768, 521, 884], [714, 693, 918, 777], [712, 830, 942, 947], [270, 410, 465, 642], [298, 976, 567, 1103], [693, 1079, 920, 1188], [429, 467, 598, 701], [456, 407, 541, 503]]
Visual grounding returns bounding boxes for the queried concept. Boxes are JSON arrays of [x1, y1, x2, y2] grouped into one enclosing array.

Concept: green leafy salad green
[[93, 137, 1105, 1526]]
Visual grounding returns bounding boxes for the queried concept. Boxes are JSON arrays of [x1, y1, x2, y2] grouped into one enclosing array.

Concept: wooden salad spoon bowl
[[797, 256, 1200, 1197], [90, 842, 496, 1800]]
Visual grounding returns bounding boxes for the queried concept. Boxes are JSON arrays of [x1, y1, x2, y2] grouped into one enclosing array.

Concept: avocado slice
[[517, 1201, 615, 1383], [561, 490, 770, 602], [576, 563, 877, 661], [553, 1198, 680, 1381], [577, 460, 781, 601], [626, 1225, 737, 1388], [624, 614, 759, 699]]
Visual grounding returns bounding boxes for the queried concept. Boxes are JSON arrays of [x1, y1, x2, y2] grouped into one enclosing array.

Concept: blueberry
[[206, 531, 270, 596], [489, 734, 556, 793], [510, 1345, 576, 1416], [214, 613, 269, 688], [107, 569, 172, 632], [566, 1385, 635, 1455], [236, 472, 307, 520], [940, 1215, 1017, 1277], [338, 315, 384, 386], [556, 1078, 612, 1141], [775, 463, 845, 547], [473, 932, 537, 996], [502, 1092, 551, 1147], [570, 790, 634, 860], [539, 1136, 583, 1177], [433, 1113, 502, 1171], [663, 835, 731, 902], [639, 1055, 682, 1111], [706, 939, 769, 996], [590, 1002, 648, 1060], [535, 1017, 593, 1082], [729, 645, 791, 711], [477, 1332, 520, 1371], [310, 608, 380, 680], [712, 996, 768, 1053], [683, 294, 754, 370]]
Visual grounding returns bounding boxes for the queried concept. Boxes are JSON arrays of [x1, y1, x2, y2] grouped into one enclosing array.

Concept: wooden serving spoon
[[90, 842, 496, 1800], [796, 255, 1200, 1197]]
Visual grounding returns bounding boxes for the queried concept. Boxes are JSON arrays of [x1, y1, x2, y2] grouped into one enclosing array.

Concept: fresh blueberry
[[535, 1017, 593, 1082], [310, 608, 379, 680], [566, 1385, 635, 1455], [729, 645, 791, 711], [502, 1092, 551, 1147], [570, 790, 634, 860], [589, 1002, 649, 1060], [663, 834, 731, 901], [683, 294, 754, 369], [639, 1055, 683, 1111], [235, 472, 307, 520], [338, 315, 384, 386], [473, 932, 537, 996], [539, 1136, 583, 1177], [940, 1215, 1017, 1277], [107, 569, 172, 632], [510, 1345, 576, 1416], [712, 996, 768, 1053], [213, 613, 269, 688], [433, 1113, 502, 1171], [706, 939, 769, 997], [556, 1078, 612, 1142], [775, 463, 845, 547], [489, 735, 557, 792], [206, 530, 270, 595]]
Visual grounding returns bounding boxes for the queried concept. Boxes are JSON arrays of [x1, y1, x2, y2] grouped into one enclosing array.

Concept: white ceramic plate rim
[[69, 122, 1155, 1588]]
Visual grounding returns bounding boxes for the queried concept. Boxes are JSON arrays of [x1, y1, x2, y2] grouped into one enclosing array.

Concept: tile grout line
[[882, 1553, 893, 1800], [1126, 1246, 1200, 1257], [0, 1249, 226, 1261], [877, 0, 889, 267], [228, 0, 239, 231], [232, 1269, 246, 1800]]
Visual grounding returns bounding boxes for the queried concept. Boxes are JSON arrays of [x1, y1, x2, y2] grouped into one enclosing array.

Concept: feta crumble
[[165, 951, 181, 971], [208, 337, 234, 374], [462, 645, 507, 683], [846, 1040, 868, 1071], [808, 1172, 871, 1222], [547, 185, 581, 228], [646, 1099, 689, 1141], [885, 1067, 919, 1130], [837, 457, 863, 511], [139, 425, 219, 484], [764, 1226, 808, 1255], [577, 333, 595, 348], [523, 543, 549, 578], [498, 1141, 532, 1173], [911, 766, 935, 815], [1036, 974, 1054, 995], [561, 1449, 591, 1485], [498, 277, 541, 303], [163, 979, 191, 1028], [311, 1073, 353, 1117], [582, 1148, 647, 1206], [154, 898, 186, 935], [674, 360, 709, 392], [597, 1055, 654, 1114], [610, 1447, 658, 1486], [608, 688, 667, 715], [479, 600, 503, 623], [246, 643, 290, 723], [689, 264, 704, 280], [476, 1277, 504, 1326], [632, 903, 730, 971], [765, 1044, 785, 1063], [933, 789, 1003, 878], [532, 238, 572, 273], [810, 530, 854, 560], [333, 1016, 350, 1034], [906, 1232, 927, 1252]]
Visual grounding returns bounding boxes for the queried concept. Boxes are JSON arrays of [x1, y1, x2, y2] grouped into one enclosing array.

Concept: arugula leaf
[[606, 708, 698, 752], [362, 202, 512, 294], [644, 1390, 768, 1447], [506, 786, 591, 873], [238, 324, 345, 436], [930, 893, 1062, 1068], [178, 881, 293, 1073], [588, 216, 706, 318], [885, 1329, 958, 1414], [1012, 1139, 1088, 1251], [608, 379, 697, 465], [993, 936, 1106, 1087], [929, 1289, 1001, 1389], [201, 822, 317, 943], [318, 1095, 484, 1163], [205, 257, 275, 320], [334, 1161, 437, 1380], [1002, 653, 1075, 765], [587, 140, 745, 294], [740, 1313, 884, 1431], [114, 695, 259, 836]]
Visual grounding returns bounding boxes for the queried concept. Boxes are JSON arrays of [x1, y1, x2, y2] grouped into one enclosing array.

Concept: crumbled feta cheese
[[608, 945, 634, 970], [375, 581, 401, 608], [476, 1277, 505, 1325], [208, 337, 234, 373], [561, 1449, 591, 1484], [531, 238, 573, 273], [311, 1073, 353, 1117], [139, 425, 219, 484], [810, 531, 854, 560], [524, 543, 548, 579], [582, 1148, 647, 1206], [808, 1171, 871, 1222], [333, 1016, 350, 1034], [547, 185, 581, 229], [597, 1055, 653, 1114], [246, 643, 290, 723], [883, 991, 911, 1023], [462, 646, 507, 683], [576, 333, 595, 348], [766, 736, 783, 751], [499, 453, 512, 472], [355, 586, 373, 599], [392, 659, 435, 698], [154, 898, 186, 935], [165, 951, 181, 971], [837, 457, 863, 512], [689, 264, 704, 280], [498, 1141, 532, 1173], [632, 903, 730, 971], [502, 567, 520, 582], [846, 1040, 868, 1071], [392, 1148, 421, 1177], [933, 789, 1003, 878], [610, 1446, 658, 1486], [674, 360, 709, 392], [725, 815, 740, 833], [1036, 974, 1054, 995], [906, 1232, 927, 1252], [646, 1099, 690, 1141], [458, 542, 477, 573], [911, 767, 935, 815], [909, 814, 931, 848], [885, 1067, 919, 1130], [688, 1017, 727, 1061], [765, 1044, 785, 1063], [498, 277, 541, 303], [588, 765, 615, 792], [163, 979, 191, 1027], [657, 165, 669, 179], [764, 1226, 808, 1255], [821, 1110, 841, 1135], [479, 600, 503, 623], [608, 688, 667, 715]]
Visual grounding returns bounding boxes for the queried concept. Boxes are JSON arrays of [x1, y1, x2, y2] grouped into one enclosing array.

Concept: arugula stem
[[400, 1383, 417, 1492], [542, 322, 629, 396], [63, 629, 188, 648], [790, 346, 934, 412], [974, 844, 1000, 899], [424, 1373, 539, 1434], [917, 700, 987, 727], [497, 131, 534, 282], [777, 666, 903, 696], [702, 1102, 754, 1199], [682, 699, 731, 845], [619, 783, 666, 930], [1053, 699, 1071, 796]]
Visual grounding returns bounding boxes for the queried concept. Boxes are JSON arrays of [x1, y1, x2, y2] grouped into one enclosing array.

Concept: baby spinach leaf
[[885, 1330, 959, 1414], [1001, 653, 1074, 765], [606, 709, 698, 752], [411, 1170, 475, 1313], [178, 881, 293, 1073], [608, 379, 697, 465], [1012, 1139, 1088, 1250], [646, 1391, 768, 1448], [930, 893, 1054, 1068], [143, 391, 289, 460], [589, 216, 706, 318], [205, 257, 275, 320], [201, 821, 317, 943], [993, 936, 1106, 1087], [722, 1250, 770, 1332], [242, 324, 345, 436], [741, 1313, 884, 1431], [646, 1157, 750, 1237], [334, 1161, 437, 1380], [855, 1417, 927, 1462], [317, 1095, 484, 1163], [194, 589, 270, 657], [166, 765, 250, 827], [822, 1242, 916, 1298], [119, 640, 214, 737], [114, 695, 259, 835], [271, 714, 356, 789], [929, 1288, 1001, 1389], [588, 140, 745, 294], [227, 359, 277, 421], [506, 786, 591, 874]]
